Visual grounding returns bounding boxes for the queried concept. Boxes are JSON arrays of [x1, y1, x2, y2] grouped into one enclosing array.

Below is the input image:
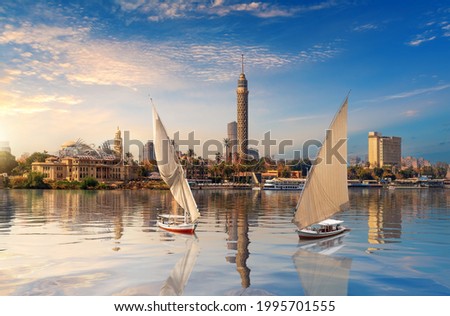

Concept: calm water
[[0, 188, 449, 296]]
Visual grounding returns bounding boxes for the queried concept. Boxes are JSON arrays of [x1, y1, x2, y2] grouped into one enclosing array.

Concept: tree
[[26, 172, 50, 189], [373, 167, 384, 180], [80, 177, 99, 189], [223, 138, 231, 163], [0, 151, 18, 175], [11, 151, 51, 175], [215, 152, 222, 164], [358, 169, 374, 180]]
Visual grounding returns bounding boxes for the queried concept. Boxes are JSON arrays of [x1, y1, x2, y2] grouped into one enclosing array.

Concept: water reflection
[[348, 188, 448, 253], [1, 188, 448, 295], [0, 190, 14, 237], [366, 189, 402, 253], [160, 236, 199, 296], [225, 194, 250, 290], [293, 234, 352, 296]]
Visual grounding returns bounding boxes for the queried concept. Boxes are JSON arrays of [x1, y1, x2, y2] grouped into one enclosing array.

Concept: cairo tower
[[237, 55, 249, 160]]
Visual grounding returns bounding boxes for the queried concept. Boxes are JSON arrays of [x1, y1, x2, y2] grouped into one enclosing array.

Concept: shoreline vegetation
[[2, 173, 171, 190]]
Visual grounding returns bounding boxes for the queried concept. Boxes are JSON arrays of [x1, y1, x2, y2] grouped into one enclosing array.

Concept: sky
[[0, 0, 449, 163]]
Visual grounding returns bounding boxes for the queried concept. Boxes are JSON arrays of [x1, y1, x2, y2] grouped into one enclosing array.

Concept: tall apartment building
[[227, 121, 237, 163], [143, 140, 155, 161], [368, 132, 401, 168]]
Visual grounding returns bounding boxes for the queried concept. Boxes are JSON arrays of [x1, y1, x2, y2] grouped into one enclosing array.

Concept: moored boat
[[263, 178, 305, 190]]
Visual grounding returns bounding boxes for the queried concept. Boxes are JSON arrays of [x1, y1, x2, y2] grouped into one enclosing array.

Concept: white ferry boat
[[263, 178, 305, 190]]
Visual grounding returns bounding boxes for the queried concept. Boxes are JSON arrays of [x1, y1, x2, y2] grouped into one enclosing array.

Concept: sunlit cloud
[[1, 19, 340, 90], [0, 88, 81, 116]]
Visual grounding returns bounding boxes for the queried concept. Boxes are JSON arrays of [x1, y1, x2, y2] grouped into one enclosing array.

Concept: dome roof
[[61, 140, 76, 148]]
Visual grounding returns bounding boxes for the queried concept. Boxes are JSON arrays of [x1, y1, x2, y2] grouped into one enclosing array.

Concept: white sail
[[293, 98, 349, 229], [152, 106, 200, 223]]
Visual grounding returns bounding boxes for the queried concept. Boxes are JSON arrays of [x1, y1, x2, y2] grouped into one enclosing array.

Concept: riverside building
[[368, 131, 401, 168], [31, 129, 139, 182]]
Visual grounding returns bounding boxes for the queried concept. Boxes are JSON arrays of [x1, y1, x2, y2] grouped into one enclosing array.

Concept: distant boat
[[263, 178, 305, 190], [293, 96, 350, 239], [152, 106, 200, 234]]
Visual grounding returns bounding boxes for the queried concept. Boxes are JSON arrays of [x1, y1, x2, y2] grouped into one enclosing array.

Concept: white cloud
[[407, 35, 436, 46], [1, 20, 338, 89], [116, 0, 338, 20], [353, 23, 378, 32], [365, 84, 450, 102]]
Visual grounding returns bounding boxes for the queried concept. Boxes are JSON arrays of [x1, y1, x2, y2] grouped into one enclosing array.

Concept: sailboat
[[152, 106, 200, 234], [293, 96, 350, 239]]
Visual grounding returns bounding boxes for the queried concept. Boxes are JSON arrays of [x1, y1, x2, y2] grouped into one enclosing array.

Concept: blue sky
[[1, 0, 449, 162]]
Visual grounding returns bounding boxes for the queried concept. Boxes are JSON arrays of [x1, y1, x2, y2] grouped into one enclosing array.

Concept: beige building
[[32, 156, 139, 182], [368, 132, 401, 168], [32, 129, 139, 182]]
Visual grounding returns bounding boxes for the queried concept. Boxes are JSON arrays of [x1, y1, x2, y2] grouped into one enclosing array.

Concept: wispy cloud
[[297, 41, 342, 63], [407, 35, 436, 46], [279, 114, 324, 122], [116, 0, 340, 20], [403, 110, 419, 117], [1, 15, 342, 89], [366, 84, 450, 102], [353, 23, 378, 32], [0, 89, 80, 116], [407, 8, 450, 46]]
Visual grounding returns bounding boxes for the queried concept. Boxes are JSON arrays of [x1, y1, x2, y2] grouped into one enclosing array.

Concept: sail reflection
[[112, 234, 199, 296], [293, 234, 352, 296], [160, 236, 199, 296]]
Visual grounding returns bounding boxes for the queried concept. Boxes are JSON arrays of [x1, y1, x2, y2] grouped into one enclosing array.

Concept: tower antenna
[[241, 54, 244, 73]]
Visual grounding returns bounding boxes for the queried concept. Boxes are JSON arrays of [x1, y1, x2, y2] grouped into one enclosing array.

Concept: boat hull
[[157, 221, 197, 234], [297, 226, 348, 240]]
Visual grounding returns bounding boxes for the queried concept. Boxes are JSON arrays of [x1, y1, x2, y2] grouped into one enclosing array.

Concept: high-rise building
[[236, 55, 249, 160], [227, 121, 237, 163], [143, 140, 155, 161], [368, 132, 401, 168]]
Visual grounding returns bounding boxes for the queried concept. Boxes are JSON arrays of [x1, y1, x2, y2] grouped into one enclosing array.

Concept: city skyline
[[1, 1, 449, 163]]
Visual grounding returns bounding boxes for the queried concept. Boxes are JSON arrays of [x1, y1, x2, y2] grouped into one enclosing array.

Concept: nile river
[[0, 188, 449, 296]]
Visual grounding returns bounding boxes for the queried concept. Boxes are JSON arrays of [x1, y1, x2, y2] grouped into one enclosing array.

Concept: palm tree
[[223, 138, 231, 164], [215, 152, 223, 164]]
